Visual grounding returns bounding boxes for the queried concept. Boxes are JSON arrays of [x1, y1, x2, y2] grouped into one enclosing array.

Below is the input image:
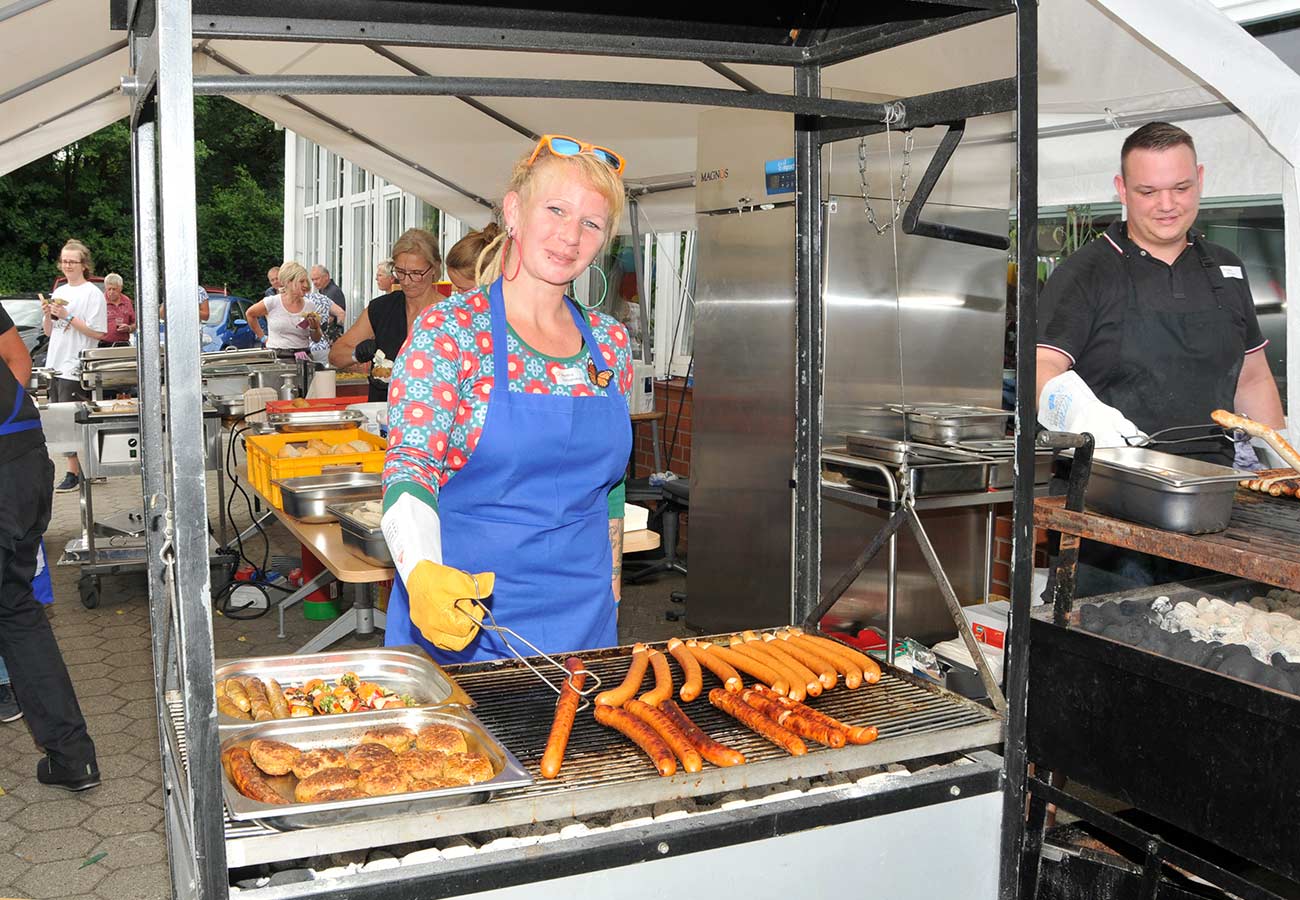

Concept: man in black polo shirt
[[0, 305, 100, 790], [1036, 122, 1285, 593]]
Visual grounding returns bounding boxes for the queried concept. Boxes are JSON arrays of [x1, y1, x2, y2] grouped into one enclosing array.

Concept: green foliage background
[[0, 97, 282, 299]]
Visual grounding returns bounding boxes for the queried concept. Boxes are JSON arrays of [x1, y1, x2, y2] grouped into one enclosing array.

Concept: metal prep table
[[59, 400, 234, 608]]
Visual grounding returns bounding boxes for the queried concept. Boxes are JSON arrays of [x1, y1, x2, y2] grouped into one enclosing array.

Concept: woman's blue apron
[[384, 278, 631, 663]]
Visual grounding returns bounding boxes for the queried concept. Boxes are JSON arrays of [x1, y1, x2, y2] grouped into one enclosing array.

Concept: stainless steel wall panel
[[687, 207, 796, 633]]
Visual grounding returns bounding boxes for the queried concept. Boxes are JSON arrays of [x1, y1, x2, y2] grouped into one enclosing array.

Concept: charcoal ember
[[1269, 653, 1300, 697], [1150, 595, 1173, 617], [1138, 629, 1172, 656], [1118, 599, 1152, 620], [1101, 621, 1145, 645], [1079, 604, 1108, 634], [1205, 643, 1252, 673]]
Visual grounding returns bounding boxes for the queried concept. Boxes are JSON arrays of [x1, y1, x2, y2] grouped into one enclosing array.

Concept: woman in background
[[329, 229, 444, 403], [245, 261, 342, 362], [443, 224, 501, 293]]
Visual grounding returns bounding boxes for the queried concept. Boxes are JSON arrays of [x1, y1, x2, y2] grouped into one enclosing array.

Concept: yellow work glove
[[406, 560, 495, 652]]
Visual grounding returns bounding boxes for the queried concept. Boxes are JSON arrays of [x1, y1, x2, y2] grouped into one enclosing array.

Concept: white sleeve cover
[[381, 492, 444, 583]]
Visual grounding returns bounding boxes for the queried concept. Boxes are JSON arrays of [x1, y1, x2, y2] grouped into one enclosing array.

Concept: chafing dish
[[273, 472, 381, 522], [1083, 447, 1251, 534], [220, 705, 530, 829], [894, 404, 1012, 443], [328, 499, 391, 564], [215, 645, 474, 729], [267, 409, 365, 433]]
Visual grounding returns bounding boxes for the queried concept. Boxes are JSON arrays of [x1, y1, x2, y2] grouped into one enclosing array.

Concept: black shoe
[[55, 472, 80, 493], [37, 756, 101, 792], [0, 685, 21, 723]]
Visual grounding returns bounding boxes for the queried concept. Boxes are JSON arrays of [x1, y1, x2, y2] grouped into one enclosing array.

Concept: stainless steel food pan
[[843, 433, 983, 466], [267, 409, 365, 433], [1084, 448, 1251, 534], [823, 449, 991, 497], [898, 405, 1012, 444], [273, 472, 381, 523], [215, 645, 474, 728], [328, 500, 392, 564], [219, 705, 529, 828]]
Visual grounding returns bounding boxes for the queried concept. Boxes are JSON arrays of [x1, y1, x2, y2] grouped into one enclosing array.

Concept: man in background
[[310, 264, 347, 312], [264, 266, 280, 298]]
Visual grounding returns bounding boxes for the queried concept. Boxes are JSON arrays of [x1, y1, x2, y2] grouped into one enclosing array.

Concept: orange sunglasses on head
[[527, 134, 626, 175]]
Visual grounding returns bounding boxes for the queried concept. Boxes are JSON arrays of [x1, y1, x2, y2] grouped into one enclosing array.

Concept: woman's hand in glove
[[354, 338, 377, 364], [406, 560, 495, 652]]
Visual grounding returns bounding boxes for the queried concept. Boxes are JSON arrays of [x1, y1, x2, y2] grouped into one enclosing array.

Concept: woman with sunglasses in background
[[329, 228, 444, 403], [380, 135, 633, 663]]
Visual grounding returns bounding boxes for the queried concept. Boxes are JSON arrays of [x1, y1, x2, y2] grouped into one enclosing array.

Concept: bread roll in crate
[[245, 427, 386, 509]]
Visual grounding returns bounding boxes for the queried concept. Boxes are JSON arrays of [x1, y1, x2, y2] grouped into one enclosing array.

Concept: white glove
[[381, 492, 444, 582], [1037, 370, 1145, 449], [1252, 426, 1292, 470]]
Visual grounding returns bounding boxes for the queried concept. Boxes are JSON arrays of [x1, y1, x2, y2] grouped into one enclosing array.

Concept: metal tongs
[[453, 586, 602, 711], [1121, 423, 1245, 449]]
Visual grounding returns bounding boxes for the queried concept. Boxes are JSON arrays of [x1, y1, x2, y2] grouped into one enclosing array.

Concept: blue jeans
[[0, 654, 8, 685]]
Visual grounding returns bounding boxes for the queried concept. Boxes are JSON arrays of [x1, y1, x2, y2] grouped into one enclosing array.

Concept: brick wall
[[630, 379, 693, 553], [632, 378, 692, 479], [991, 504, 1049, 598]]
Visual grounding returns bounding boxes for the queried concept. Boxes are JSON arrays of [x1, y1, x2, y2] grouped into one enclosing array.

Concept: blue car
[[201, 292, 263, 352]]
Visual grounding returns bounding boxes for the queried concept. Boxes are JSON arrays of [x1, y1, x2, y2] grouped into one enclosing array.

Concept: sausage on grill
[[739, 688, 844, 748], [768, 634, 837, 689], [658, 699, 745, 767], [684, 640, 742, 692], [624, 698, 702, 773], [790, 631, 881, 684], [540, 656, 587, 779], [595, 643, 649, 707], [638, 649, 674, 707], [708, 688, 806, 756], [752, 683, 878, 745], [593, 704, 677, 776], [701, 641, 790, 697], [667, 638, 703, 702], [744, 632, 822, 697]]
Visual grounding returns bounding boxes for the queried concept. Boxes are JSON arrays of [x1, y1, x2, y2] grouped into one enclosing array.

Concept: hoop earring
[[501, 234, 522, 282], [573, 263, 608, 311]]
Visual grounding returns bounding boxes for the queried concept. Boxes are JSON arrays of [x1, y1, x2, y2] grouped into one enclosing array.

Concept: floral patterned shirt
[[383, 287, 634, 516]]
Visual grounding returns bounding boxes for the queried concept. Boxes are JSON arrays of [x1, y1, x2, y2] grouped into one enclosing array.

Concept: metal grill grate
[[174, 636, 1001, 859]]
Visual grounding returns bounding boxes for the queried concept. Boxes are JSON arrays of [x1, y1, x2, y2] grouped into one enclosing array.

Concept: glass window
[[351, 163, 367, 196], [324, 152, 339, 201], [386, 196, 403, 250], [303, 143, 317, 207], [351, 205, 368, 308]]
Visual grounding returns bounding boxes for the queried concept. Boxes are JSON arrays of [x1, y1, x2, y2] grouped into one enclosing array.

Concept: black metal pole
[[999, 0, 1039, 897], [792, 62, 824, 626]]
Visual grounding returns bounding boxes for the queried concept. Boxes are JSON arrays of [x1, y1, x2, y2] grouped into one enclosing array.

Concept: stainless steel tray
[[823, 449, 990, 496], [1082, 448, 1251, 534], [843, 433, 983, 466], [267, 409, 365, 433], [215, 646, 475, 728], [328, 499, 392, 564], [219, 706, 530, 829], [273, 472, 381, 523], [899, 405, 1011, 444]]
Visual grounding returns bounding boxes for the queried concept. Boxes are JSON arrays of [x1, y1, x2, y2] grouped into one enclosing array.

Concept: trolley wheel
[[78, 576, 100, 609]]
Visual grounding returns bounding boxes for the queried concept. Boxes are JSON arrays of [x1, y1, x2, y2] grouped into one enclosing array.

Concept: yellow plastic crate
[[245, 428, 387, 509]]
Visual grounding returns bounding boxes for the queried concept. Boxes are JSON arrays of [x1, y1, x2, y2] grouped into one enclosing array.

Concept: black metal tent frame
[[115, 1, 1039, 897]]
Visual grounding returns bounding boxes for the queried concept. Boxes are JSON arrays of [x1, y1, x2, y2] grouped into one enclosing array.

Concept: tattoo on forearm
[[609, 518, 623, 603]]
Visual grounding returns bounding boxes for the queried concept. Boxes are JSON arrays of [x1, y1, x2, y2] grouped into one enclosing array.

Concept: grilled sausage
[[623, 698, 703, 773], [752, 684, 878, 745], [595, 643, 650, 707], [217, 695, 250, 720], [266, 678, 291, 720], [540, 656, 587, 779], [593, 704, 677, 776], [667, 638, 703, 702], [241, 676, 275, 721], [223, 678, 251, 713], [639, 649, 674, 707], [728, 638, 806, 701], [784, 632, 863, 688], [739, 688, 844, 748], [225, 746, 289, 804], [790, 631, 882, 684], [768, 633, 837, 689], [699, 641, 790, 697], [684, 640, 742, 692], [658, 699, 745, 767], [1212, 409, 1300, 473], [744, 632, 822, 697], [708, 688, 806, 756]]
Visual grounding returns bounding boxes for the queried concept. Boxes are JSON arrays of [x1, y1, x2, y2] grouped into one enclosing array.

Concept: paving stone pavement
[[0, 447, 686, 898]]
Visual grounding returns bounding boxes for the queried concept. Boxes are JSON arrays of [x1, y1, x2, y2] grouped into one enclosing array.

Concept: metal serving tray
[[897, 404, 1012, 444], [273, 472, 381, 522], [1083, 448, 1251, 534], [266, 409, 364, 433], [215, 646, 474, 728], [328, 499, 392, 564], [823, 449, 991, 496], [842, 433, 983, 466], [219, 706, 530, 829]]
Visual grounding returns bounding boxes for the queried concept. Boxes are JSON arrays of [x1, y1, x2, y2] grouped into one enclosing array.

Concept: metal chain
[[858, 130, 914, 235]]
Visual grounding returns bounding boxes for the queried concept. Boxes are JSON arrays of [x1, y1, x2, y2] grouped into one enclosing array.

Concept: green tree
[[0, 97, 283, 300]]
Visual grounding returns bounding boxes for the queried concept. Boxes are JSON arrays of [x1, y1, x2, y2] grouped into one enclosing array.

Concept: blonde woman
[[245, 261, 343, 361], [381, 135, 633, 663], [329, 229, 444, 402], [443, 224, 501, 293]]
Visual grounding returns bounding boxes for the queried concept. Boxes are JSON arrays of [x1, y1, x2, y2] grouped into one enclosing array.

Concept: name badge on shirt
[[553, 366, 586, 387], [1220, 265, 1243, 279]]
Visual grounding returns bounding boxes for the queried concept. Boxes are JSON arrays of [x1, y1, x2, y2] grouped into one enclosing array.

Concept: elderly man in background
[[310, 265, 347, 312], [264, 266, 281, 298], [375, 259, 395, 295], [99, 274, 135, 348]]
